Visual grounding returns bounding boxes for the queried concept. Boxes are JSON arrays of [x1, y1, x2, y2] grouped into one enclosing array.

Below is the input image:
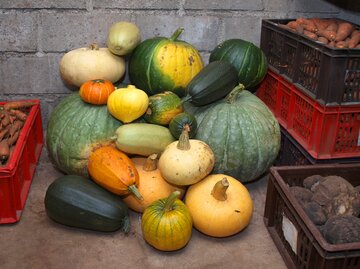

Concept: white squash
[[107, 21, 141, 56], [59, 43, 125, 88]]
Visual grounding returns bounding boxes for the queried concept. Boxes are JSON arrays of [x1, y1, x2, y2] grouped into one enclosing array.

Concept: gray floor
[[0, 148, 287, 269]]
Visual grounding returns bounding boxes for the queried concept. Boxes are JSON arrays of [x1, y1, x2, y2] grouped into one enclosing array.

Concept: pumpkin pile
[[45, 21, 281, 251]]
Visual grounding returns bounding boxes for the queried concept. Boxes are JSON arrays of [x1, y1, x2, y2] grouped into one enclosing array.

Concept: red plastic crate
[[257, 69, 360, 159], [0, 100, 44, 224]]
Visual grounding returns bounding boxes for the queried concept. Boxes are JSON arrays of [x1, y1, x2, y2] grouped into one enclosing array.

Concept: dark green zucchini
[[185, 60, 239, 106], [44, 175, 130, 233], [169, 112, 197, 139]]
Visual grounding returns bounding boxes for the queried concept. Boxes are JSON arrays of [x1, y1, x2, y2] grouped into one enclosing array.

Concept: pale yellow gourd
[[185, 174, 254, 237], [107, 85, 149, 123]]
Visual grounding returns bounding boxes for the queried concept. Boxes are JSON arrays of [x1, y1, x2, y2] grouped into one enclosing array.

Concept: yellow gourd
[[185, 174, 253, 237], [107, 85, 149, 123], [122, 154, 186, 213]]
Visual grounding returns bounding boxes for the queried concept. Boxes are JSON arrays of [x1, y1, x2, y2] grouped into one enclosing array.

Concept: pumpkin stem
[[226, 84, 246, 104], [170, 27, 184, 41], [128, 184, 143, 201], [89, 43, 99, 50], [211, 178, 229, 201], [143, 154, 158, 171], [164, 191, 181, 212], [177, 125, 191, 150]]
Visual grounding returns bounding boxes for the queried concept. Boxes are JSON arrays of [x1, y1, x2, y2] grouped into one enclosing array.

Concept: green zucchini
[[185, 60, 239, 106], [44, 175, 130, 232], [114, 123, 175, 156]]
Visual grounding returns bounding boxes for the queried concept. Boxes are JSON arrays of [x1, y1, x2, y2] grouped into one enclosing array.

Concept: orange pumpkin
[[87, 145, 142, 200], [79, 79, 115, 105]]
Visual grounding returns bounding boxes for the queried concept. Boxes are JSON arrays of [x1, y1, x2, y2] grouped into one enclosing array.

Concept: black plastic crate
[[260, 19, 360, 106]]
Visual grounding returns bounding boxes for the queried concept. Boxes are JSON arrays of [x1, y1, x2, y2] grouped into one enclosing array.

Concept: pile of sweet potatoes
[[280, 18, 360, 48], [0, 101, 35, 166]]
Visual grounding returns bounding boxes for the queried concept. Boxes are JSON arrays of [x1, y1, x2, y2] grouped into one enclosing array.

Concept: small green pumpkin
[[144, 91, 183, 125], [169, 112, 197, 139]]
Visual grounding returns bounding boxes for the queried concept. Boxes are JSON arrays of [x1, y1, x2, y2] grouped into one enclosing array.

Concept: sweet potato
[[335, 22, 355, 42], [312, 18, 332, 31], [303, 30, 318, 40], [336, 41, 348, 48], [296, 17, 317, 32], [317, 36, 329, 44], [296, 24, 304, 34], [349, 30, 360, 49], [286, 21, 298, 29], [326, 22, 338, 32], [317, 29, 336, 41]]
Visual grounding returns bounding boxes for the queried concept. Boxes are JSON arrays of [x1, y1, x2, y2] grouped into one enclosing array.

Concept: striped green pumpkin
[[209, 39, 268, 89], [184, 86, 280, 183], [46, 93, 122, 177]]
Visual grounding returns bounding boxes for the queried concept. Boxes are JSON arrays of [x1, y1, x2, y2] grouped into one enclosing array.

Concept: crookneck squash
[[184, 85, 280, 183]]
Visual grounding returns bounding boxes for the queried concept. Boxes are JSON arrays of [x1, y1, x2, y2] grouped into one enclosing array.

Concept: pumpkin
[[158, 127, 215, 186], [169, 112, 197, 139], [185, 174, 253, 237], [128, 28, 204, 96], [209, 39, 268, 90], [79, 79, 115, 105], [107, 85, 149, 123], [107, 21, 141, 56], [44, 175, 130, 233], [184, 85, 281, 183], [46, 93, 122, 177], [87, 145, 142, 200], [144, 91, 183, 125], [122, 154, 186, 213], [141, 191, 193, 251], [59, 43, 126, 88]]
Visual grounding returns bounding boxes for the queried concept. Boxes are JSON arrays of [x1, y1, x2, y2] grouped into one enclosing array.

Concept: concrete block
[[0, 53, 70, 94], [263, 0, 339, 13], [0, 0, 87, 9], [0, 12, 38, 52], [93, 0, 179, 9], [222, 16, 263, 46], [184, 0, 263, 11]]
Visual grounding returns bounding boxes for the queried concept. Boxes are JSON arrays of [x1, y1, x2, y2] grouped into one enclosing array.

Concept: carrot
[[9, 120, 24, 137], [348, 30, 360, 48], [1, 112, 10, 127], [2, 101, 36, 110], [9, 109, 27, 121], [317, 36, 329, 44], [317, 29, 336, 41], [303, 30, 318, 40], [7, 131, 19, 146], [0, 139, 10, 162], [335, 22, 354, 42], [0, 125, 10, 140]]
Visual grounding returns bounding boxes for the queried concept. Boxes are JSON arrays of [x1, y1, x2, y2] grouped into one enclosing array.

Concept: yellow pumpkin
[[122, 154, 186, 213], [59, 43, 125, 88], [141, 191, 193, 251], [185, 174, 253, 237], [107, 85, 149, 123]]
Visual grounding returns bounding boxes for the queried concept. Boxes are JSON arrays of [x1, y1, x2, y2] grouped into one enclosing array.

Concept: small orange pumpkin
[[87, 145, 142, 200], [79, 79, 115, 105]]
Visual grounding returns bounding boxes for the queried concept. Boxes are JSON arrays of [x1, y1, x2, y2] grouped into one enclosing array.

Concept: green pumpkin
[[169, 112, 197, 139], [209, 39, 268, 90], [128, 28, 204, 97], [184, 86, 280, 183], [46, 93, 122, 177]]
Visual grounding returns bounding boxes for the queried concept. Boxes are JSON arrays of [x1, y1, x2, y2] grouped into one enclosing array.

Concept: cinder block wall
[[0, 0, 359, 125]]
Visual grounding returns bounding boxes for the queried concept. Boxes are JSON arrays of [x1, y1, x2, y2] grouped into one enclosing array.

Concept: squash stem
[[128, 184, 143, 201], [164, 191, 181, 212], [170, 28, 184, 41], [211, 178, 229, 201], [177, 125, 191, 150], [226, 84, 245, 104], [89, 43, 99, 50], [180, 95, 192, 105], [143, 154, 158, 171]]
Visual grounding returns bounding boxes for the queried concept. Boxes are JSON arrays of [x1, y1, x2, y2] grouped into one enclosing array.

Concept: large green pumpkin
[[209, 39, 268, 90], [46, 93, 122, 177], [128, 28, 204, 97], [184, 86, 280, 183]]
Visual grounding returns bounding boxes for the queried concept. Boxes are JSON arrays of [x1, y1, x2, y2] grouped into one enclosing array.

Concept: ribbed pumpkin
[[79, 79, 115, 105], [46, 93, 122, 177], [184, 85, 280, 183], [209, 39, 268, 90], [128, 28, 204, 96]]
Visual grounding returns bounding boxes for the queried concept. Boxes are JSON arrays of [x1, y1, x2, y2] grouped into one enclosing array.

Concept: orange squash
[[122, 154, 186, 212], [87, 145, 142, 200], [79, 79, 115, 105]]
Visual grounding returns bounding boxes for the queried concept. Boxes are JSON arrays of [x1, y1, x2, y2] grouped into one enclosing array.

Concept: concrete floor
[[0, 148, 287, 269]]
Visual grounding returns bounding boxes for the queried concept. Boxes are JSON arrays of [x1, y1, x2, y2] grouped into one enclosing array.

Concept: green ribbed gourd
[[46, 93, 122, 177], [184, 86, 280, 183]]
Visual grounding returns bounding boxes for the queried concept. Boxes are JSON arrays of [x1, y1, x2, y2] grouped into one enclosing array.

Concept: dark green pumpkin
[[169, 112, 197, 139], [209, 39, 268, 90], [44, 175, 130, 232], [184, 85, 280, 183], [46, 93, 122, 177], [185, 61, 239, 106]]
